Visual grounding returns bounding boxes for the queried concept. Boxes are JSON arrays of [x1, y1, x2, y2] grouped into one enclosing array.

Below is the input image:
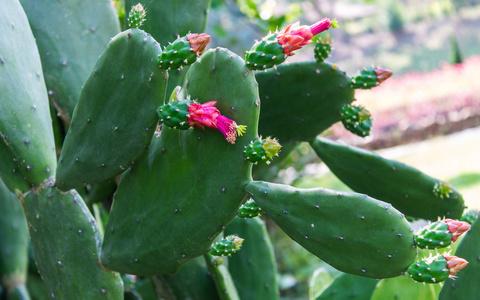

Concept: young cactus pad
[[245, 181, 417, 278], [101, 48, 260, 276], [210, 235, 244, 256], [350, 67, 393, 89], [128, 3, 147, 28], [238, 199, 263, 218], [0, 0, 57, 188], [340, 104, 373, 137], [56, 28, 167, 191], [256, 61, 354, 143], [314, 33, 333, 63], [310, 137, 465, 220], [243, 137, 281, 165]]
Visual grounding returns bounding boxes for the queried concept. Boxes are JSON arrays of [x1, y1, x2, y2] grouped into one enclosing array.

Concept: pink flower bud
[[444, 255, 468, 276], [374, 67, 393, 83], [187, 33, 211, 55], [444, 219, 471, 242]]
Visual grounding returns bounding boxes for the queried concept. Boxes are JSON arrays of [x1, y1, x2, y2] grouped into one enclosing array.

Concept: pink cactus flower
[[444, 219, 471, 242], [444, 255, 468, 276], [276, 18, 338, 56], [187, 33, 210, 55], [187, 101, 247, 144]]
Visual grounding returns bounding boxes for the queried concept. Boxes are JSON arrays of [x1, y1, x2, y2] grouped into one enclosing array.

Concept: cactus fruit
[[256, 62, 354, 143], [245, 18, 338, 70], [340, 104, 373, 137], [238, 199, 263, 218], [19, 0, 121, 124], [158, 33, 211, 70], [210, 235, 244, 257], [100, 48, 260, 276], [0, 0, 57, 189], [414, 219, 470, 249], [245, 181, 417, 278], [310, 137, 465, 220], [459, 209, 480, 225], [56, 28, 167, 191], [22, 181, 123, 299], [157, 98, 247, 144], [224, 217, 280, 300], [128, 3, 146, 28], [314, 34, 333, 63], [407, 254, 468, 283], [350, 67, 393, 89], [439, 218, 480, 299], [243, 137, 281, 164]]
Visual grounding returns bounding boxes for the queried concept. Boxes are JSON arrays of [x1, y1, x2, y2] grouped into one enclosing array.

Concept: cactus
[[460, 209, 480, 225], [56, 28, 167, 191], [414, 219, 470, 249], [1, 2, 474, 298], [224, 217, 280, 300], [237, 199, 263, 218], [316, 273, 378, 300], [19, 0, 121, 125], [314, 33, 333, 63], [340, 104, 373, 137], [0, 0, 57, 190], [310, 137, 465, 220], [0, 179, 30, 299], [245, 181, 417, 278]]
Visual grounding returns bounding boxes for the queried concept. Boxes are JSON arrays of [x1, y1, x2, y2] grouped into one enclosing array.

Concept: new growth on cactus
[[350, 66, 393, 89], [238, 199, 263, 218], [414, 218, 470, 249], [157, 98, 247, 144], [210, 235, 245, 257], [158, 33, 210, 69], [245, 18, 338, 70], [407, 254, 468, 283], [243, 137, 281, 164], [340, 104, 373, 137], [128, 3, 146, 28], [314, 33, 333, 63]]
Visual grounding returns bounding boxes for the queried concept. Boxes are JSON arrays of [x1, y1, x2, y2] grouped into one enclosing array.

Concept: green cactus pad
[[243, 137, 281, 164], [0, 140, 31, 196], [0, 179, 30, 296], [316, 273, 378, 300], [158, 35, 200, 69], [56, 28, 166, 191], [0, 0, 57, 187], [128, 3, 147, 28], [407, 255, 450, 283], [439, 218, 480, 299], [23, 182, 123, 299], [155, 256, 221, 300], [256, 61, 354, 143], [310, 137, 465, 220], [101, 48, 259, 276], [245, 181, 417, 278], [245, 34, 287, 70], [350, 67, 380, 89], [19, 0, 121, 124], [157, 99, 192, 130], [210, 235, 244, 257], [340, 104, 373, 137], [238, 199, 263, 218], [225, 217, 280, 300], [205, 253, 241, 300], [314, 34, 332, 63], [414, 221, 452, 249]]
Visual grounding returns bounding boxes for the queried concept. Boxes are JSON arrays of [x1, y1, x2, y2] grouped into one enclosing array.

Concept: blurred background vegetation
[[200, 0, 480, 298]]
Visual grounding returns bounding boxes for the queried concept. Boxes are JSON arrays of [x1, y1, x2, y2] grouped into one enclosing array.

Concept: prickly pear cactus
[[210, 235, 244, 256], [350, 67, 393, 89], [245, 181, 418, 278], [340, 104, 373, 137], [407, 254, 468, 284], [310, 137, 465, 220], [314, 34, 332, 63], [56, 28, 167, 191], [157, 99, 192, 130], [243, 137, 281, 165], [19, 0, 121, 124], [158, 33, 210, 70], [256, 61, 354, 143], [237, 199, 263, 218], [101, 48, 260, 276], [0, 0, 57, 189], [22, 181, 123, 299], [414, 219, 470, 249]]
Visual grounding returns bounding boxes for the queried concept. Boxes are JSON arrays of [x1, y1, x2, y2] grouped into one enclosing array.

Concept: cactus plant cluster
[[0, 1, 476, 299]]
